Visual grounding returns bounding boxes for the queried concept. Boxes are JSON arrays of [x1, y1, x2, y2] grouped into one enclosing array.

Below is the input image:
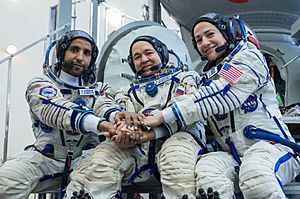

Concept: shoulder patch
[[218, 63, 244, 84], [37, 86, 58, 100]]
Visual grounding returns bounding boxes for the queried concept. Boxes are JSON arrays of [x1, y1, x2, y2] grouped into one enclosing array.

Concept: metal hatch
[[96, 20, 191, 90]]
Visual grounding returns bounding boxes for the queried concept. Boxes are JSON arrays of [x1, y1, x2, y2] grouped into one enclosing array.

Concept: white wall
[[0, 0, 58, 160], [0, 0, 179, 160]]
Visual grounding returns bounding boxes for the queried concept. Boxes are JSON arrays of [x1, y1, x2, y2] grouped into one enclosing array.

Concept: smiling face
[[62, 38, 92, 77], [193, 21, 227, 62], [131, 41, 162, 77]]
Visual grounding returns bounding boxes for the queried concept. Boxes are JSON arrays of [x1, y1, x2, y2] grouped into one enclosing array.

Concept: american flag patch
[[218, 63, 243, 84]]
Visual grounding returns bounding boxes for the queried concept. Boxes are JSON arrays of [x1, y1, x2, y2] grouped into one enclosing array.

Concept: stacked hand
[[139, 111, 164, 127], [98, 111, 156, 149], [97, 111, 163, 148]]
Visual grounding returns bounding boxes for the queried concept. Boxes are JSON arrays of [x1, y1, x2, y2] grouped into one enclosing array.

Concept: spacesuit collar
[[134, 67, 181, 84], [59, 70, 80, 87]]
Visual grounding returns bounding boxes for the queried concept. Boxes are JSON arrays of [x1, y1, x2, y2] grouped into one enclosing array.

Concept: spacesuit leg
[[157, 132, 201, 199], [66, 140, 148, 199], [0, 150, 63, 199], [239, 140, 300, 199], [195, 151, 238, 199]]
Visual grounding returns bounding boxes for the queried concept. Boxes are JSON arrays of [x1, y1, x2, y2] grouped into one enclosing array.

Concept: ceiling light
[[5, 44, 18, 55]]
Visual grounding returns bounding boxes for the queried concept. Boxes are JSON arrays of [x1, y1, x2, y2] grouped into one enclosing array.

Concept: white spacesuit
[[0, 30, 114, 198], [158, 13, 300, 198], [66, 35, 207, 199]]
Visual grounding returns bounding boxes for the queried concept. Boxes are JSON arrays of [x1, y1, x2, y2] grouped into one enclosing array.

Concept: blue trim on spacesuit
[[193, 92, 206, 120], [226, 41, 245, 61], [42, 99, 70, 109], [128, 85, 140, 93], [273, 116, 289, 140], [258, 94, 290, 140], [204, 86, 220, 115], [248, 50, 270, 82], [212, 82, 232, 112], [172, 103, 186, 127], [70, 106, 93, 133], [232, 61, 262, 85], [274, 152, 293, 195], [210, 82, 226, 114], [226, 137, 242, 165], [103, 107, 123, 121], [228, 89, 241, 107], [194, 83, 240, 112]]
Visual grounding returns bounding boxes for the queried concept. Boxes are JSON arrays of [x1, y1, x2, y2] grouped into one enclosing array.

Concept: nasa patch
[[38, 86, 58, 100]]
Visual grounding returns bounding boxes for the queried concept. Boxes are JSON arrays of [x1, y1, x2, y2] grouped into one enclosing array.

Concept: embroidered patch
[[175, 87, 184, 95], [241, 94, 258, 113], [141, 107, 158, 117], [218, 63, 243, 84], [175, 83, 186, 95], [38, 86, 58, 100]]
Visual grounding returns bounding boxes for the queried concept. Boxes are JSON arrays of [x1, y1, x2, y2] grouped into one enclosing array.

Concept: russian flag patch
[[175, 83, 186, 95]]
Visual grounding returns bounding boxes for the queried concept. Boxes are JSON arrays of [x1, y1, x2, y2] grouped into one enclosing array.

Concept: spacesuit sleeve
[[94, 84, 123, 122], [94, 86, 135, 123], [163, 71, 206, 136], [169, 43, 270, 127], [25, 77, 95, 134]]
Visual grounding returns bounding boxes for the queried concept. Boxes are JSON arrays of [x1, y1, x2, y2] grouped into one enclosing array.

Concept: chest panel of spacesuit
[[130, 80, 175, 113]]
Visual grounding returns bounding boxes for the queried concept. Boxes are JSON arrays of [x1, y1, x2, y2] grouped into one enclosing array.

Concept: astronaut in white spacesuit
[[0, 30, 116, 199], [66, 35, 207, 199], [143, 13, 300, 199]]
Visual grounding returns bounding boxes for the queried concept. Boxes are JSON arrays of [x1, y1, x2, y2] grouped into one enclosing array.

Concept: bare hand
[[137, 129, 155, 144], [140, 112, 164, 127], [111, 121, 135, 148], [115, 111, 140, 128], [97, 120, 116, 138]]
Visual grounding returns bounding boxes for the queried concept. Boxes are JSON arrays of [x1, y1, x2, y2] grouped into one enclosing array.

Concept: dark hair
[[56, 30, 99, 70], [127, 35, 169, 73]]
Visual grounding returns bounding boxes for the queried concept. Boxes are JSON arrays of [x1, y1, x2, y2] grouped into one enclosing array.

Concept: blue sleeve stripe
[[194, 84, 242, 117], [205, 86, 220, 115], [161, 123, 172, 137], [193, 92, 206, 120], [28, 79, 52, 89], [60, 109, 68, 129], [249, 50, 270, 81], [198, 89, 209, 117], [103, 107, 122, 120], [195, 85, 236, 112], [203, 94, 215, 115], [77, 112, 93, 134], [54, 101, 69, 127], [70, 110, 78, 131], [211, 82, 227, 114], [273, 116, 289, 140], [228, 90, 241, 107], [172, 103, 186, 127], [274, 152, 293, 192], [233, 61, 262, 85], [274, 152, 292, 173]]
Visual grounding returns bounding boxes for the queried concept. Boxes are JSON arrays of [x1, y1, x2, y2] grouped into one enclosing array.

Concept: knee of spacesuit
[[239, 141, 291, 199], [0, 151, 47, 198], [157, 132, 200, 198], [68, 141, 145, 198], [195, 151, 238, 199]]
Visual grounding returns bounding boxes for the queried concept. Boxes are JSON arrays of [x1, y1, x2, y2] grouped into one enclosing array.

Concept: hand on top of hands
[[138, 111, 164, 127], [101, 111, 161, 149]]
